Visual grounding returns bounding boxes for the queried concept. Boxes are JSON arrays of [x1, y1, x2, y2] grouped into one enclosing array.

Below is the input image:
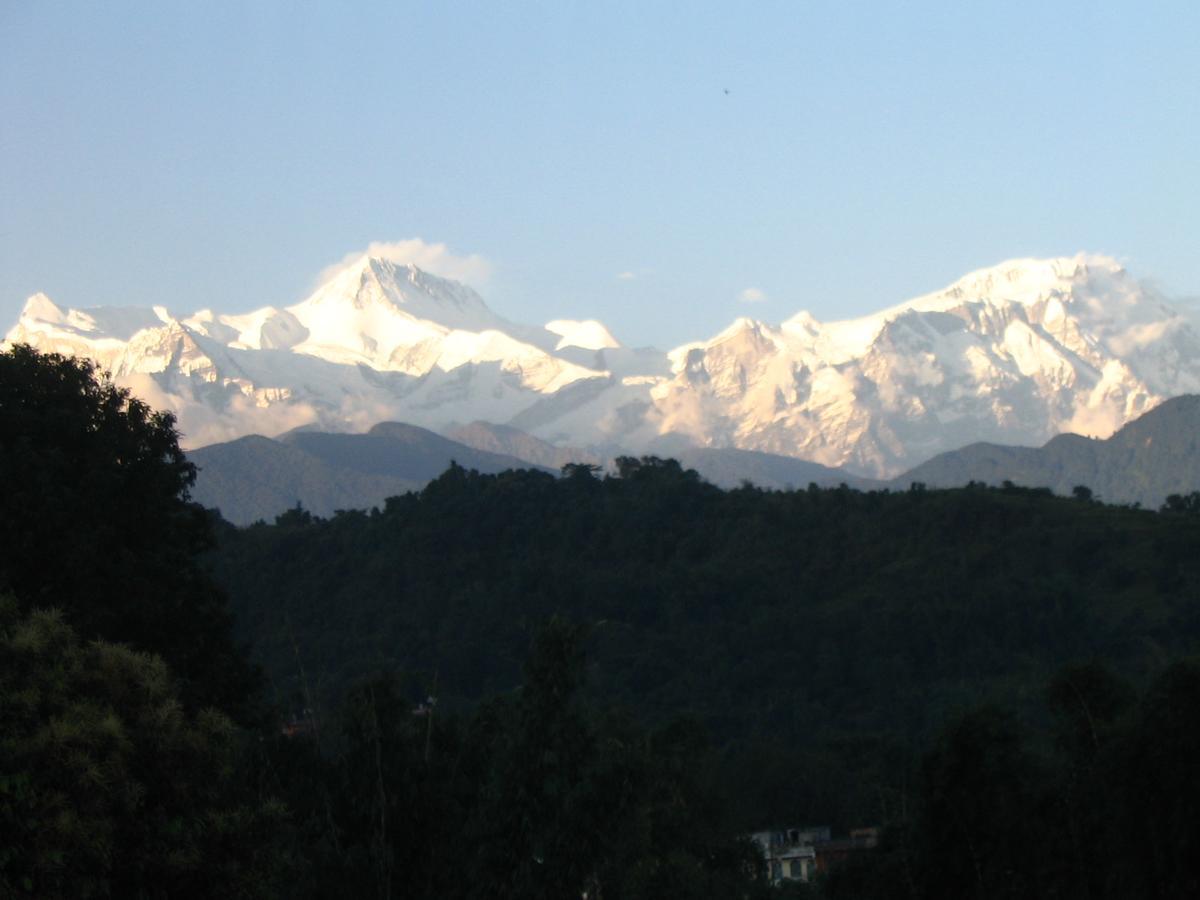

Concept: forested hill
[[209, 460, 1200, 827]]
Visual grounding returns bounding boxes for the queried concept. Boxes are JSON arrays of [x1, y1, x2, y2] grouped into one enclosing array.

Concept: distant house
[[751, 825, 880, 885], [750, 826, 828, 885]]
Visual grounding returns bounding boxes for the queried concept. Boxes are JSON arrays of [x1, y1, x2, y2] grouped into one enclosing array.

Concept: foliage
[[0, 344, 255, 713], [10, 336, 1200, 896], [826, 661, 1200, 900], [1161, 490, 1200, 514], [1, 346, 760, 897], [1107, 661, 1200, 897], [911, 706, 1049, 898], [210, 462, 1200, 828], [261, 618, 763, 899], [0, 598, 287, 899]]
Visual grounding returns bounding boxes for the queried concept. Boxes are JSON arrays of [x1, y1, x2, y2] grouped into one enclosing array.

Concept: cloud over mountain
[[314, 238, 492, 288]]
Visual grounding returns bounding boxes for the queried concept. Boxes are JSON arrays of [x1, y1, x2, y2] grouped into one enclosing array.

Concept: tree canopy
[[256, 617, 765, 899], [0, 597, 286, 898], [0, 344, 253, 712], [212, 461, 1200, 829]]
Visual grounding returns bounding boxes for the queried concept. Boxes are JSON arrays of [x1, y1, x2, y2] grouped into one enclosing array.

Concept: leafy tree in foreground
[[0, 597, 286, 899], [0, 344, 254, 713]]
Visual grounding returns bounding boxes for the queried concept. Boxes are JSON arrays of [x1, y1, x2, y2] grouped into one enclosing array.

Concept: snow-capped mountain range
[[7, 252, 1200, 477]]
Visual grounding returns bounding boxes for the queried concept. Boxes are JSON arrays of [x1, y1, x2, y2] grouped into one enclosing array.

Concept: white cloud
[[1107, 319, 1176, 356], [738, 287, 767, 304], [1065, 398, 1126, 440], [315, 239, 492, 288], [616, 271, 637, 281], [118, 374, 323, 450]]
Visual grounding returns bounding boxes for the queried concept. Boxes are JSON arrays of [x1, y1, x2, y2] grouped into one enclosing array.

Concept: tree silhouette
[[0, 344, 253, 713]]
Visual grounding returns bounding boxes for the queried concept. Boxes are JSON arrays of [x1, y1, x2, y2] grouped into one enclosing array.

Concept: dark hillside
[[286, 421, 541, 478], [209, 461, 1200, 827], [896, 393, 1200, 506], [190, 421, 548, 523], [190, 434, 419, 524]]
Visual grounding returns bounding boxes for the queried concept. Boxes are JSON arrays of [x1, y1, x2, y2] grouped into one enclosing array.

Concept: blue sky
[[2, 1, 1198, 348]]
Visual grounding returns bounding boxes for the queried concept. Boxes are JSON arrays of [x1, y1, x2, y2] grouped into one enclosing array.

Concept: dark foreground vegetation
[[213, 454, 1200, 829], [4, 343, 1200, 898]]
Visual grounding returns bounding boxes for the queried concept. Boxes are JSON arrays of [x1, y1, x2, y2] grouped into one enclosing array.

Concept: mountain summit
[[291, 257, 507, 351], [7, 252, 1199, 476], [656, 254, 1200, 474]]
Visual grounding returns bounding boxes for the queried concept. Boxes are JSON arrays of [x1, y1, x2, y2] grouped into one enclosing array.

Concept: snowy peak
[[300, 255, 495, 330], [2, 252, 625, 448], [281, 254, 612, 384], [775, 255, 1123, 361], [668, 317, 782, 381], [660, 254, 1198, 475], [905, 254, 1122, 313], [21, 292, 63, 325], [6, 252, 1199, 477], [15, 292, 166, 343]]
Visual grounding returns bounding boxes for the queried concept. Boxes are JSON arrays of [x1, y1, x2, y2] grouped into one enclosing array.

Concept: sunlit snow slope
[[7, 253, 1199, 476], [654, 255, 1200, 474]]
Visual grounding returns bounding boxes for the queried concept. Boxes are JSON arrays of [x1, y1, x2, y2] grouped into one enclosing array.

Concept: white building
[[750, 826, 829, 885]]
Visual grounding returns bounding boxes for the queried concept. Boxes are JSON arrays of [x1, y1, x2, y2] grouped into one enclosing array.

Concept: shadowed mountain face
[[192, 394, 1200, 525], [188, 435, 416, 526], [670, 446, 880, 491], [444, 420, 881, 490], [189, 423, 547, 524], [283, 422, 537, 481], [442, 421, 601, 470], [895, 394, 1200, 507], [192, 418, 880, 524]]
